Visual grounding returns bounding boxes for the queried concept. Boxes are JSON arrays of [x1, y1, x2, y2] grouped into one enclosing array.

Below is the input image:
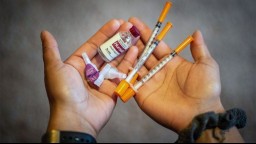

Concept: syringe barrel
[[140, 23, 161, 57], [126, 41, 159, 82], [135, 41, 159, 70], [140, 54, 173, 86]]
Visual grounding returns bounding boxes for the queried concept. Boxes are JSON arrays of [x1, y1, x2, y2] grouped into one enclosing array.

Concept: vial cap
[[129, 26, 140, 38]]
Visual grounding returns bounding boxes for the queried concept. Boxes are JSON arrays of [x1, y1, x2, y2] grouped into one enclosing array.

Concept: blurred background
[[0, 0, 255, 142]]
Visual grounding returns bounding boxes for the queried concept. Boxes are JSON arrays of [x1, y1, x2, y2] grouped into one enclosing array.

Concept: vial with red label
[[98, 26, 140, 62]]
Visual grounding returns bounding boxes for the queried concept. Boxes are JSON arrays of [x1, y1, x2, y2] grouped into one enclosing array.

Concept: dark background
[[0, 0, 255, 142]]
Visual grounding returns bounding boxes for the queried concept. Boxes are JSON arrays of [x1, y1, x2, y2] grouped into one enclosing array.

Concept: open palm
[[41, 19, 138, 137], [129, 17, 224, 132]]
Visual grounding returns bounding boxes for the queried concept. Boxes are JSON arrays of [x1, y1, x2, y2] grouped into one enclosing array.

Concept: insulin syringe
[[114, 2, 172, 99], [121, 36, 194, 102], [126, 22, 173, 83], [114, 22, 173, 99], [140, 1, 172, 58], [127, 1, 172, 83]]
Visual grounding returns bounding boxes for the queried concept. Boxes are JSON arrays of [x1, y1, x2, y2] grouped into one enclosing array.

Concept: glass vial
[[98, 26, 140, 62]]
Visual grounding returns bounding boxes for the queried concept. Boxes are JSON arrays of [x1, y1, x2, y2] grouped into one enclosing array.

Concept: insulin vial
[[98, 26, 140, 62]]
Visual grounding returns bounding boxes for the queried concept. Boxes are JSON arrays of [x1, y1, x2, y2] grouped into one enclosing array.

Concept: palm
[[60, 57, 116, 132], [42, 19, 139, 136], [127, 17, 224, 132], [136, 55, 221, 132]]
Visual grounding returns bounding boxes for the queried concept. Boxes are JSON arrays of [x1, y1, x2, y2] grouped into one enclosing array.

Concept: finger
[[154, 41, 171, 59], [91, 19, 126, 68], [129, 17, 171, 59], [134, 39, 159, 70], [135, 40, 146, 55], [108, 22, 134, 66], [117, 46, 139, 74], [41, 31, 62, 68], [190, 30, 212, 61], [65, 19, 124, 73], [92, 21, 134, 69], [128, 17, 153, 45], [90, 53, 104, 68], [106, 46, 139, 85], [137, 66, 149, 80], [144, 55, 159, 70], [118, 19, 125, 24], [70, 19, 122, 60], [83, 19, 122, 59], [97, 80, 118, 100]]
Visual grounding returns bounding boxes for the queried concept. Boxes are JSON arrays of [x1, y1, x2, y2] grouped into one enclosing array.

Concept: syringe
[[114, 22, 173, 98], [113, 2, 172, 98], [126, 22, 173, 82], [121, 36, 194, 102], [140, 1, 172, 58]]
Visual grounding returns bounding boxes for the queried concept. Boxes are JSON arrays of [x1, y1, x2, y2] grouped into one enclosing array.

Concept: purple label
[[112, 41, 125, 54], [85, 64, 99, 82]]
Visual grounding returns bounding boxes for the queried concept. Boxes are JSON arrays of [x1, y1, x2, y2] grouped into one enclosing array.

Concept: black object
[[42, 130, 97, 143], [176, 108, 246, 143]]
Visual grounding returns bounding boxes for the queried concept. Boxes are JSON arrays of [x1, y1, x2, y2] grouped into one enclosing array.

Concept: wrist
[[47, 106, 97, 138], [176, 101, 225, 133], [42, 130, 97, 143], [196, 127, 244, 143], [176, 108, 246, 143]]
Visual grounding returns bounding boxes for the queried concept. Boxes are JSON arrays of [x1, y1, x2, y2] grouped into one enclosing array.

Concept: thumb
[[190, 30, 212, 62], [41, 31, 62, 68]]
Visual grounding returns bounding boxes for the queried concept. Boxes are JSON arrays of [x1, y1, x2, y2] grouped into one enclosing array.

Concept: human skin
[[129, 17, 244, 142], [41, 19, 139, 137], [41, 17, 244, 142]]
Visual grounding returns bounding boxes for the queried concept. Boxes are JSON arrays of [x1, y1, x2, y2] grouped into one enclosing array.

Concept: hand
[[129, 17, 225, 133], [41, 19, 138, 137]]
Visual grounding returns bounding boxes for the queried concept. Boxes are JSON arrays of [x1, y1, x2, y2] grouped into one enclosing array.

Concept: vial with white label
[[98, 26, 140, 62]]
